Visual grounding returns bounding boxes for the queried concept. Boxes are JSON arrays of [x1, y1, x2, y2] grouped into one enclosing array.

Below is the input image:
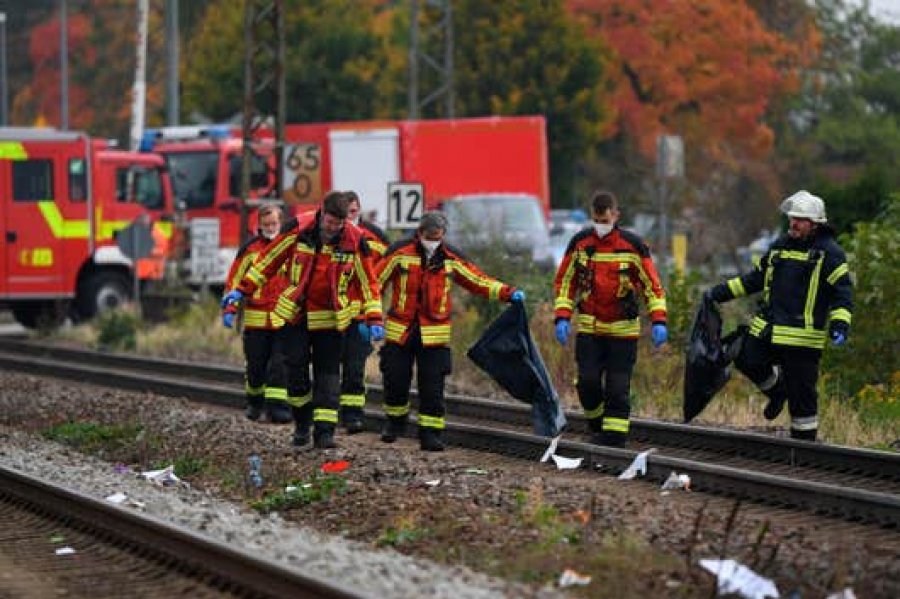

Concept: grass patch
[[43, 420, 144, 454], [377, 516, 431, 547], [250, 473, 347, 514], [151, 455, 210, 478]]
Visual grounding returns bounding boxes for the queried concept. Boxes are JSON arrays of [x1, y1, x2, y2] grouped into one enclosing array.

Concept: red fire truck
[[0, 127, 175, 328]]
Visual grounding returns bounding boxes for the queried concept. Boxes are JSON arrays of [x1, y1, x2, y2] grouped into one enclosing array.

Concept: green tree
[[181, 0, 391, 123], [441, 0, 616, 207]]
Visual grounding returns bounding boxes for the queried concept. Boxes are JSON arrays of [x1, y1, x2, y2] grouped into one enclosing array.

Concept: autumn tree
[[568, 0, 816, 262]]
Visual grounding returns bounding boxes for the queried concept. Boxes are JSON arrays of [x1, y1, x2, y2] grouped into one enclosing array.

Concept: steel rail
[[1, 341, 898, 527], [0, 465, 371, 599], [3, 338, 897, 483]]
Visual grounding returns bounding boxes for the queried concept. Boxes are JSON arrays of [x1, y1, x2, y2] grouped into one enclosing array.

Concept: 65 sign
[[387, 182, 424, 229], [283, 143, 323, 204]]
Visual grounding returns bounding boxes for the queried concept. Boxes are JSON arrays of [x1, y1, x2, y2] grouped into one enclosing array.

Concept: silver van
[[441, 193, 554, 270]]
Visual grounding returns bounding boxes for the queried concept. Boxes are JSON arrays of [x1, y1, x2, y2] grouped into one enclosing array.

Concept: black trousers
[[575, 335, 637, 442], [735, 334, 821, 440], [380, 328, 452, 429], [242, 328, 283, 404], [278, 322, 344, 429], [340, 321, 373, 414]]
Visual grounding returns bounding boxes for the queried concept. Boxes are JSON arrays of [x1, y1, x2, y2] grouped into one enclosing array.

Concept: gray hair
[[419, 211, 448, 234]]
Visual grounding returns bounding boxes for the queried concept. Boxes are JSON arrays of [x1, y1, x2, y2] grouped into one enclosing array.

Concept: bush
[[822, 194, 900, 397], [95, 307, 140, 351]]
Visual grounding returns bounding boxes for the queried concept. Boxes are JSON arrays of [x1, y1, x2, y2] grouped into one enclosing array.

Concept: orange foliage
[[568, 0, 819, 162]]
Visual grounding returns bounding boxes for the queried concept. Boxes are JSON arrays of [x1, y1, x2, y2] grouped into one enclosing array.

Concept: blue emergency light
[[139, 125, 232, 152]]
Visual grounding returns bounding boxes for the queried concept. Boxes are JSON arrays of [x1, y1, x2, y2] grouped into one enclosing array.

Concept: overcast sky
[[866, 0, 900, 22]]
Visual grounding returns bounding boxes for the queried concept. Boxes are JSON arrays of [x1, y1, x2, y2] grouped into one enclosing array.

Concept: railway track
[[0, 465, 367, 598], [1, 337, 898, 528]]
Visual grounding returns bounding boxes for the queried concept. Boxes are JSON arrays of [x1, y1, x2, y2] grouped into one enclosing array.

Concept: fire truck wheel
[[77, 272, 132, 320]]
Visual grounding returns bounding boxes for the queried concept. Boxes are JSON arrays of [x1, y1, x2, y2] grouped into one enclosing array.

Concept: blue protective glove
[[555, 319, 570, 345], [222, 312, 236, 329], [510, 290, 525, 303], [830, 329, 847, 347], [357, 321, 371, 343], [221, 289, 244, 309], [651, 323, 668, 347], [370, 324, 385, 342]]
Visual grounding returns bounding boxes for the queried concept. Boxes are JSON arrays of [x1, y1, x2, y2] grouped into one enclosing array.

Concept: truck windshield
[[446, 196, 546, 233], [163, 151, 217, 209]]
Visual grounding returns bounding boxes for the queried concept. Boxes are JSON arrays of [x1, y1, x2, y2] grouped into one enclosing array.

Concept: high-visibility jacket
[[237, 211, 383, 332], [348, 220, 390, 321], [554, 226, 666, 337], [377, 236, 514, 346], [709, 229, 852, 350], [223, 234, 289, 330]]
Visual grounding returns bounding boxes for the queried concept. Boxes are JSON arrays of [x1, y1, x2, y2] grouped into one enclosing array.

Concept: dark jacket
[[709, 227, 853, 350]]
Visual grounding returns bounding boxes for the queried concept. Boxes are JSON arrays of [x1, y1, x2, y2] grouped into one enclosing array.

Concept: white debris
[[699, 558, 779, 599]]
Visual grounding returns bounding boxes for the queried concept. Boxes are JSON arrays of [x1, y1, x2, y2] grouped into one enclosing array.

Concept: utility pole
[[407, 0, 454, 119], [129, 0, 149, 151], [165, 0, 179, 126], [59, 0, 68, 129], [241, 0, 285, 245], [655, 135, 684, 285]]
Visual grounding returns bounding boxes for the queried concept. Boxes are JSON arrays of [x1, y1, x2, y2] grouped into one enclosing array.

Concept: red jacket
[[348, 220, 390, 321], [554, 226, 666, 338], [222, 234, 289, 330], [377, 235, 514, 346], [238, 211, 382, 331]]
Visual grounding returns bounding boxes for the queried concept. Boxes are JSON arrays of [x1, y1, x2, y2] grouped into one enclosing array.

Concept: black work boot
[[245, 396, 264, 421], [419, 428, 445, 452], [763, 393, 787, 421], [313, 424, 338, 449], [380, 417, 407, 443], [291, 406, 311, 447], [265, 400, 293, 424], [342, 408, 365, 435]]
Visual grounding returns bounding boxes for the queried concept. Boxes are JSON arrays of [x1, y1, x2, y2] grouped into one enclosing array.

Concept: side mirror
[[219, 198, 241, 212]]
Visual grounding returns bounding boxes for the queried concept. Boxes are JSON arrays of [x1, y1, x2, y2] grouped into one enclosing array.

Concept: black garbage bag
[[467, 302, 566, 437], [683, 296, 747, 423]]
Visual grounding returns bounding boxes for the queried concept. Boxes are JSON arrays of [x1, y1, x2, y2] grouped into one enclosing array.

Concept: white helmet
[[780, 190, 827, 223]]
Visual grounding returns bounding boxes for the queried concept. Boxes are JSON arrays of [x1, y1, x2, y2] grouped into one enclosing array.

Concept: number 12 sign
[[387, 182, 424, 229]]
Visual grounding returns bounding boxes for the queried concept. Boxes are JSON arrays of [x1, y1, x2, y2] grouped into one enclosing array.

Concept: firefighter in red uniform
[[222, 191, 383, 449], [221, 204, 292, 424], [377, 211, 524, 451], [340, 191, 390, 434], [553, 191, 667, 447]]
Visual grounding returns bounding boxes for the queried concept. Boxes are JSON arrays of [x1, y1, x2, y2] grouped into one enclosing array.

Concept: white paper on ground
[[558, 568, 592, 587], [618, 448, 656, 480], [699, 558, 779, 599], [661, 471, 692, 491], [105, 491, 128, 504], [550, 454, 583, 470], [826, 589, 856, 599], [139, 465, 180, 486], [540, 435, 562, 463], [55, 547, 76, 556]]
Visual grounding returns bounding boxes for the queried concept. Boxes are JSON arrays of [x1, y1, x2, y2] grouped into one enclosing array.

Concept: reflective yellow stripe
[[274, 296, 300, 322], [0, 141, 27, 160], [791, 415, 818, 431], [449, 259, 501, 296], [554, 297, 575, 311], [575, 314, 640, 337], [385, 403, 410, 417], [38, 201, 90, 238], [242, 309, 269, 328], [368, 240, 387, 255], [584, 405, 603, 419], [419, 414, 445, 430], [804, 254, 824, 329], [829, 308, 851, 325], [339, 393, 366, 408], [398, 271, 409, 311], [245, 382, 265, 396], [385, 319, 407, 343], [827, 263, 849, 286], [313, 408, 339, 424], [556, 252, 579, 305], [308, 310, 338, 330], [264, 387, 287, 400], [420, 324, 452, 345], [749, 316, 768, 337], [777, 250, 812, 261], [647, 297, 667, 313], [286, 391, 311, 408], [771, 325, 827, 349], [727, 277, 746, 298], [602, 417, 630, 433]]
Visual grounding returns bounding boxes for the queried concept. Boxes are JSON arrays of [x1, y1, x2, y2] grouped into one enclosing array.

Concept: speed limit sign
[[387, 182, 424, 229]]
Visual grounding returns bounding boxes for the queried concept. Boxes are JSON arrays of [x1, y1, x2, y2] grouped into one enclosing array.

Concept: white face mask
[[421, 239, 441, 255], [594, 223, 613, 238], [261, 229, 278, 241]]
